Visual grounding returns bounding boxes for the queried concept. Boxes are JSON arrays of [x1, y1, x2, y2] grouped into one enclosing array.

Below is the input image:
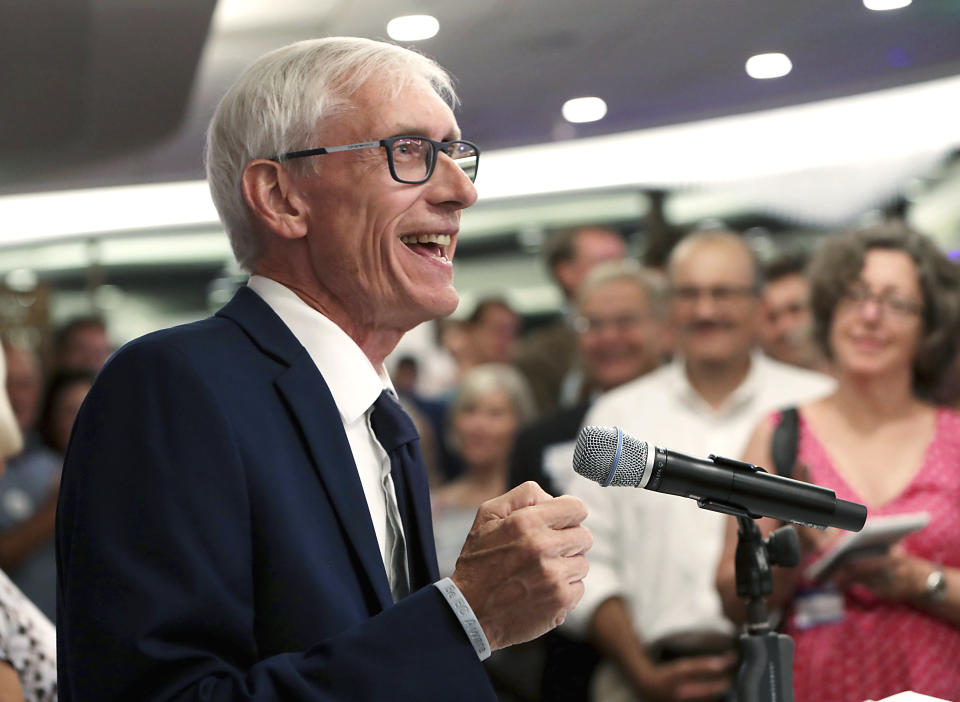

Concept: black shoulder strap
[[770, 407, 799, 480]]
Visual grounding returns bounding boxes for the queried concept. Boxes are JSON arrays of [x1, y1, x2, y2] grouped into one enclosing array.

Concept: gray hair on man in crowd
[[576, 259, 668, 319], [205, 37, 457, 270]]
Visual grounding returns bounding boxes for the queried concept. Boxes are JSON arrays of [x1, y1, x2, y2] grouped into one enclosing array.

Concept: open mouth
[[400, 233, 452, 262]]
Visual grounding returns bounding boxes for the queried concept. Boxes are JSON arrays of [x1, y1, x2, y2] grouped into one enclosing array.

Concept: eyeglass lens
[[390, 138, 478, 183], [844, 285, 922, 316], [575, 314, 648, 334]]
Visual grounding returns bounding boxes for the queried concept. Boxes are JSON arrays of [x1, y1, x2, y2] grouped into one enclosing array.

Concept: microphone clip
[[697, 498, 762, 520], [708, 453, 767, 474], [697, 453, 768, 520]]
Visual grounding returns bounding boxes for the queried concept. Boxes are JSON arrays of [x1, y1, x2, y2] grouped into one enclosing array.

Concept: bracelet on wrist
[[923, 568, 948, 603]]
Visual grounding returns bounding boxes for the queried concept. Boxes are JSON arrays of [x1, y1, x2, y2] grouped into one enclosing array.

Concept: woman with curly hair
[[717, 222, 960, 702]]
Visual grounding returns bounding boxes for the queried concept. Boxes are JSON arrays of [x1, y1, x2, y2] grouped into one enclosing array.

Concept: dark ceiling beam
[[0, 0, 217, 184]]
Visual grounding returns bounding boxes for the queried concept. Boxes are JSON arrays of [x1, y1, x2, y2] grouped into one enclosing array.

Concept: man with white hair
[[57, 37, 590, 701]]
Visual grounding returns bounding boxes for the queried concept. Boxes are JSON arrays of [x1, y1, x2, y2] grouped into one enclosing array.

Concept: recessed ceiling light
[[863, 0, 912, 10], [745, 53, 793, 80], [562, 97, 607, 124], [386, 15, 439, 41]]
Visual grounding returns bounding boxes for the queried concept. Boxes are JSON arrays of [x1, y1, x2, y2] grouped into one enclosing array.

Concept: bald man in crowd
[[564, 230, 833, 701]]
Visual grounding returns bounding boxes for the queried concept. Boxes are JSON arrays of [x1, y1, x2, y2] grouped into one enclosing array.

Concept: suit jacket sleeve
[[56, 335, 495, 701]]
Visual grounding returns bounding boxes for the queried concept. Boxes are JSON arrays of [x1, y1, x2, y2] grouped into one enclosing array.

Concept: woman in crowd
[[431, 363, 537, 701], [716, 222, 960, 702], [0, 346, 58, 700], [431, 363, 537, 577]]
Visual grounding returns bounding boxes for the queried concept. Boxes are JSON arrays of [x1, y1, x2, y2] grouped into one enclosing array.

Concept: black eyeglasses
[[274, 135, 480, 185], [573, 313, 650, 334], [840, 283, 923, 318]]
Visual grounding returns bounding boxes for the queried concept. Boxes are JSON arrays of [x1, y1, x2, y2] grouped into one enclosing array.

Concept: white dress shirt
[[246, 277, 490, 658], [247, 276, 404, 591], [563, 352, 835, 644]]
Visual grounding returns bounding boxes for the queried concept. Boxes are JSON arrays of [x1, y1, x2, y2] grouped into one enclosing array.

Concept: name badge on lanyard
[[792, 585, 845, 630]]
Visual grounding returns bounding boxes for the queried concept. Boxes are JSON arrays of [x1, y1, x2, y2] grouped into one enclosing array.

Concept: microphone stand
[[731, 514, 799, 702]]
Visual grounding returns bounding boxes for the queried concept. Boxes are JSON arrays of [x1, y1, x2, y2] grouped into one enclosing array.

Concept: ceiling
[[2, 0, 960, 234]]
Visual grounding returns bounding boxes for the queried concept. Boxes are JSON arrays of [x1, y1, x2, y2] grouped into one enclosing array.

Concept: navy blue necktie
[[370, 391, 436, 595]]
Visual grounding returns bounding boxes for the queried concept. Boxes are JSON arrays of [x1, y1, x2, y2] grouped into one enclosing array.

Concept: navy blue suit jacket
[[56, 287, 497, 700]]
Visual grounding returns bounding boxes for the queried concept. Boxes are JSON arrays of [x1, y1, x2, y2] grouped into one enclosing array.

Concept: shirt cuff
[[433, 577, 491, 661]]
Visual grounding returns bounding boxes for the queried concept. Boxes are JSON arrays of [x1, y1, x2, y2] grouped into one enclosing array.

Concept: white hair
[[205, 37, 457, 270], [449, 363, 538, 436], [577, 259, 667, 319]]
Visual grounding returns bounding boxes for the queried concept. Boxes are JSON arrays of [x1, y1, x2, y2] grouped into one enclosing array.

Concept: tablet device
[[804, 511, 930, 582]]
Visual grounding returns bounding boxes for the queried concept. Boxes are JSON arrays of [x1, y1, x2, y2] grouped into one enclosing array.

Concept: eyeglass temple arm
[[276, 140, 386, 162]]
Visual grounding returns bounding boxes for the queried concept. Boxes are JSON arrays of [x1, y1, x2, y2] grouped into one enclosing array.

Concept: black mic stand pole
[[732, 514, 799, 702]]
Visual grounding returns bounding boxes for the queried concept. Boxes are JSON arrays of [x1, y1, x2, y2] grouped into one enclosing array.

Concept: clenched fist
[[451, 481, 592, 651]]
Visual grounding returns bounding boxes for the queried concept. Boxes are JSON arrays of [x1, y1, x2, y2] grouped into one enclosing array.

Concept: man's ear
[[241, 159, 309, 240]]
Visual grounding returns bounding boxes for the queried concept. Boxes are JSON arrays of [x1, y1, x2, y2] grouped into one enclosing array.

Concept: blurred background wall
[[1, 0, 959, 347]]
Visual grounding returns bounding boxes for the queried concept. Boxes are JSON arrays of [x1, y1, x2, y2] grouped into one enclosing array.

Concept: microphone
[[573, 426, 866, 531]]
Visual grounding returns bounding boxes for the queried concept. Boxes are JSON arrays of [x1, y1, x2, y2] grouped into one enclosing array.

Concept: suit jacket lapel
[[218, 287, 394, 610]]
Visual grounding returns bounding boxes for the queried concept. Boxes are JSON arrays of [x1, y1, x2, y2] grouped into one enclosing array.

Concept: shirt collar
[[669, 349, 764, 415], [247, 275, 393, 424]]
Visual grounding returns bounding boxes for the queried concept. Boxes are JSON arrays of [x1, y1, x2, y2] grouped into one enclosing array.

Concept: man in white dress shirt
[[564, 230, 834, 701], [56, 37, 591, 701]]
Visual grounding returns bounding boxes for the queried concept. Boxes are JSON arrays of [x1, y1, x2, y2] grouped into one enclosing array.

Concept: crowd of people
[[6, 220, 958, 702], [393, 221, 960, 702], [0, 316, 111, 699], [2, 34, 958, 702], [0, 317, 109, 622]]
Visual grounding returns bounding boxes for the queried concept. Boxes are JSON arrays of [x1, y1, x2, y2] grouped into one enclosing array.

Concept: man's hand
[[451, 481, 592, 650], [636, 653, 738, 702]]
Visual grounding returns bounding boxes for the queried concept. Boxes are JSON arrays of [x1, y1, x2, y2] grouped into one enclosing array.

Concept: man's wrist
[[434, 577, 491, 661]]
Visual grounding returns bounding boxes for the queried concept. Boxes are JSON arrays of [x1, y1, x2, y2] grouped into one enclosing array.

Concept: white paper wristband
[[434, 577, 491, 661]]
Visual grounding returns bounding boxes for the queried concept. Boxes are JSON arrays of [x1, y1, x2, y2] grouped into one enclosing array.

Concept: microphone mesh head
[[574, 426, 649, 487]]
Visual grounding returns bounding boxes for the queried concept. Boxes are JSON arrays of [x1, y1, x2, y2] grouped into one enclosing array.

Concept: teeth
[[400, 234, 451, 246]]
